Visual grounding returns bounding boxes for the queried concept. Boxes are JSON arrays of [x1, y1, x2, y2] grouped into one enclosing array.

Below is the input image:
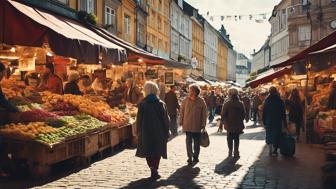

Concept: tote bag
[[200, 130, 210, 147]]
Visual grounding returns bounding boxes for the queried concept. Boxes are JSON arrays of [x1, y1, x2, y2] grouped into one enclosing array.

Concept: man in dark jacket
[[252, 94, 262, 125], [221, 88, 245, 158], [263, 87, 287, 156], [206, 90, 217, 123], [241, 95, 251, 123], [165, 85, 180, 137]]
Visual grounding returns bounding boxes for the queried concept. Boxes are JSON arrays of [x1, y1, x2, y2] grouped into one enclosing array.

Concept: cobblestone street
[[1, 122, 325, 189]]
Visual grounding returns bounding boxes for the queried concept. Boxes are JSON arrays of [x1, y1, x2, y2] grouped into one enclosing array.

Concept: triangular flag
[[249, 15, 253, 20], [207, 11, 209, 16], [221, 16, 225, 21]]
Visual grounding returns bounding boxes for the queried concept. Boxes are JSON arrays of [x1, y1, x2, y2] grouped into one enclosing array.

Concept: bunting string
[[205, 12, 272, 23]]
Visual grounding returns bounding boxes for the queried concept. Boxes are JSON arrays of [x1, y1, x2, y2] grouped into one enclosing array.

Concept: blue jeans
[[208, 107, 215, 122]]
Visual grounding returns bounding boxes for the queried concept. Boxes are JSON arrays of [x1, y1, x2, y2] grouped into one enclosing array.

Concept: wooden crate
[[110, 127, 119, 147], [67, 138, 85, 157], [118, 124, 132, 143], [98, 130, 111, 151], [84, 133, 99, 157]]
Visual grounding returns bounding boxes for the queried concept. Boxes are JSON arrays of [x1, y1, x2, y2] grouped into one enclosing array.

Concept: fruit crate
[[83, 132, 99, 157], [98, 129, 111, 151], [118, 124, 132, 143], [110, 127, 119, 148]]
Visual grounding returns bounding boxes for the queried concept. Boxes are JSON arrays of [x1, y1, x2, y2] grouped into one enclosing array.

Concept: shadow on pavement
[[0, 148, 126, 189], [214, 157, 241, 176], [121, 165, 202, 189]]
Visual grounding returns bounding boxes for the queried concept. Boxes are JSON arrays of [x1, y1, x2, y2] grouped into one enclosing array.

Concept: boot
[[234, 151, 240, 158], [269, 145, 273, 156], [228, 149, 233, 157]]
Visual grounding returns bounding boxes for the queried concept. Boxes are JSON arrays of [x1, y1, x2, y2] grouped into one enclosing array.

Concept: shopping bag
[[200, 130, 210, 147]]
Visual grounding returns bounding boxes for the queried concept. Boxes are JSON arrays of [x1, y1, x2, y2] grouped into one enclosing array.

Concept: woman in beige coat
[[180, 84, 207, 165]]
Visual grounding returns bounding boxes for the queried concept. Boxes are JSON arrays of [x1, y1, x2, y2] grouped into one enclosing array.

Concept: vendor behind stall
[[78, 75, 95, 95], [38, 63, 64, 95], [125, 79, 143, 105], [327, 80, 336, 110], [64, 71, 82, 95]]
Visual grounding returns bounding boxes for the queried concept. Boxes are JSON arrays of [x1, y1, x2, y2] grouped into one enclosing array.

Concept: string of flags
[[205, 12, 272, 23]]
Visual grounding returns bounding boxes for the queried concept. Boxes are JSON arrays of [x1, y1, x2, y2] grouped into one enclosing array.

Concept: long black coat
[[135, 94, 170, 159], [263, 94, 287, 145]]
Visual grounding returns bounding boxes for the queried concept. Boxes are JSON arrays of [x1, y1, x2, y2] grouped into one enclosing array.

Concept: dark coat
[[64, 81, 83, 95], [263, 94, 287, 145], [135, 94, 170, 159], [242, 96, 251, 121], [221, 97, 245, 134], [206, 94, 217, 108], [286, 99, 303, 127], [0, 87, 18, 113], [164, 90, 180, 117]]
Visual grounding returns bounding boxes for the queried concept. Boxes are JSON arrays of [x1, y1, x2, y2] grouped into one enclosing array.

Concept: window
[[158, 39, 163, 50], [298, 25, 311, 42], [105, 6, 116, 27], [80, 0, 95, 14], [137, 23, 145, 44], [302, 0, 308, 6], [124, 15, 131, 40], [158, 0, 162, 12], [158, 17, 162, 31], [280, 9, 287, 30]]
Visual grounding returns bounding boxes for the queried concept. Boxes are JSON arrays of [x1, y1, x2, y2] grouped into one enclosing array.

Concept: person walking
[[165, 85, 180, 137], [286, 88, 304, 142], [135, 81, 170, 180], [221, 88, 245, 158], [252, 94, 262, 125], [241, 94, 251, 123], [206, 90, 216, 123], [263, 87, 287, 156], [180, 84, 207, 165]]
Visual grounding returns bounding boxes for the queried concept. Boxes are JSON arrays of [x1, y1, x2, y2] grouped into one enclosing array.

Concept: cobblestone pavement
[[1, 121, 325, 189]]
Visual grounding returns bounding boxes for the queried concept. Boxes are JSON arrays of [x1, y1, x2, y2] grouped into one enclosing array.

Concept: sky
[[186, 0, 281, 58]]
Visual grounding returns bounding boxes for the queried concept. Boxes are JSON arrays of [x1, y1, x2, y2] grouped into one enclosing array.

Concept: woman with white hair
[[64, 71, 82, 95], [135, 81, 170, 180], [221, 88, 245, 158]]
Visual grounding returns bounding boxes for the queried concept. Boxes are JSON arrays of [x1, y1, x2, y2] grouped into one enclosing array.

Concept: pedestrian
[[221, 88, 245, 158], [135, 81, 170, 180], [263, 87, 287, 156], [157, 75, 166, 101], [252, 94, 262, 125], [180, 84, 207, 165], [39, 63, 64, 95], [64, 71, 83, 95], [241, 94, 251, 123], [164, 85, 180, 137], [206, 90, 216, 123], [286, 88, 304, 142]]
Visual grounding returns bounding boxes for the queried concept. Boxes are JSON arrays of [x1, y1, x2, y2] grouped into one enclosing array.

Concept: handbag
[[200, 129, 210, 147]]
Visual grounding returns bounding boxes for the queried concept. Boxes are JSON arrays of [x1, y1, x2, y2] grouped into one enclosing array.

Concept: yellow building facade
[[191, 19, 204, 76], [217, 37, 228, 81], [68, 0, 136, 45], [146, 0, 170, 59]]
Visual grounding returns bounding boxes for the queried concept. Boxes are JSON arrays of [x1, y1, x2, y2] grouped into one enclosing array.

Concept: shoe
[[272, 151, 278, 157], [234, 151, 240, 158], [150, 169, 161, 180], [187, 158, 192, 165]]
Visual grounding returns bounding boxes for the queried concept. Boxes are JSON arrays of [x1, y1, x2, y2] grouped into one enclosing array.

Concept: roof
[[247, 67, 292, 88], [272, 30, 336, 68], [1, 0, 127, 64], [218, 25, 233, 49]]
